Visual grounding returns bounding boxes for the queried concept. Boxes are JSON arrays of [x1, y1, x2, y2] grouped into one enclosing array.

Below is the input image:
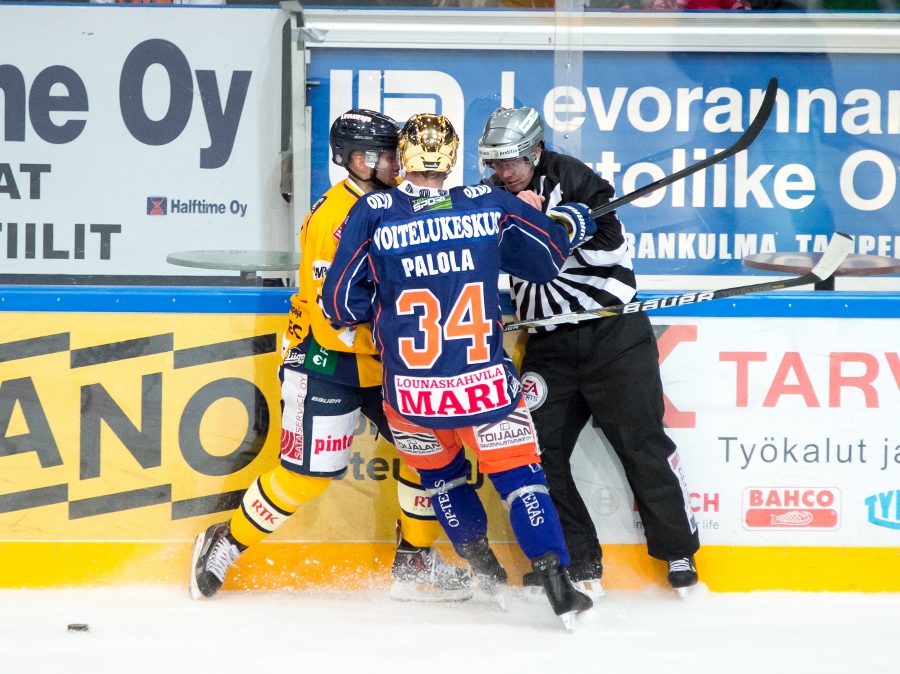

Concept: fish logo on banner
[[743, 487, 841, 530]]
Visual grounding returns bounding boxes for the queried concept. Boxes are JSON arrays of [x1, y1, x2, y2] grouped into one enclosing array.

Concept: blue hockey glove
[[547, 202, 596, 248]]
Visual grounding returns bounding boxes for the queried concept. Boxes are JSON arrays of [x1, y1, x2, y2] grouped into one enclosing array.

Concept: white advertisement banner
[[0, 5, 289, 277], [573, 316, 900, 547]]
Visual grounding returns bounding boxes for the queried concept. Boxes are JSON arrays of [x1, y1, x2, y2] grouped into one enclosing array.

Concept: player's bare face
[[374, 149, 400, 186], [490, 157, 535, 194]]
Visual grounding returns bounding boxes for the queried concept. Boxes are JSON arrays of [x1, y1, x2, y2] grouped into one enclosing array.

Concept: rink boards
[[0, 288, 898, 592]]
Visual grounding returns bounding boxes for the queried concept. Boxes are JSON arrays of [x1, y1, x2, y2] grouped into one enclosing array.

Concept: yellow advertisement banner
[[0, 312, 515, 545]]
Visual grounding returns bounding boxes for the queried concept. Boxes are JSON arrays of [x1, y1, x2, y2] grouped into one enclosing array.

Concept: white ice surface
[[1, 586, 896, 674]]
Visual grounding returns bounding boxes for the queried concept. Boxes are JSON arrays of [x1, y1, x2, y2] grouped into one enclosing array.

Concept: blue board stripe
[[0, 286, 294, 314], [0, 286, 898, 318]]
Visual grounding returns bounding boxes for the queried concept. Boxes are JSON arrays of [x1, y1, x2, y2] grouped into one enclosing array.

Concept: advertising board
[[0, 5, 289, 279], [307, 49, 900, 280]]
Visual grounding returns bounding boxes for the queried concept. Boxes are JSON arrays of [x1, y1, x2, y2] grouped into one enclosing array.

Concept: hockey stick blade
[[590, 77, 779, 220], [503, 232, 852, 332], [810, 232, 854, 281]]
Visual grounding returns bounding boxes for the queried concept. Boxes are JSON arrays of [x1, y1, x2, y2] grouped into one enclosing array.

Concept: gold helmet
[[398, 114, 459, 173]]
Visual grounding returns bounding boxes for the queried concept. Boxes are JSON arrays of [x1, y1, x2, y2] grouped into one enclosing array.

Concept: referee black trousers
[[520, 311, 700, 566]]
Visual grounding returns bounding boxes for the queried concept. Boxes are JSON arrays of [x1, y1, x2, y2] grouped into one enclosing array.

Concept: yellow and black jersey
[[281, 179, 382, 388]]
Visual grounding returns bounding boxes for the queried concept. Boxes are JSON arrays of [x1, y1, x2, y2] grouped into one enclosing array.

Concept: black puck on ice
[[67, 624, 90, 633]]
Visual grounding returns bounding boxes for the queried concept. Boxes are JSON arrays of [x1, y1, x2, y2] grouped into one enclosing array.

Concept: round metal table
[[742, 251, 900, 290], [167, 250, 301, 285]]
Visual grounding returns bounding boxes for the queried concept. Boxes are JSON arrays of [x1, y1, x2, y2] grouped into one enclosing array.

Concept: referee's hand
[[516, 190, 545, 210]]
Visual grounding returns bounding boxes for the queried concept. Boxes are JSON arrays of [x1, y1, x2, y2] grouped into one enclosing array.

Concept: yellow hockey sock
[[510, 330, 529, 372], [230, 467, 331, 548], [396, 459, 441, 548]]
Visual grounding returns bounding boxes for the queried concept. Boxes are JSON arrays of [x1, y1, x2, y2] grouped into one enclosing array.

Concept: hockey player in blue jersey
[[322, 113, 596, 629]]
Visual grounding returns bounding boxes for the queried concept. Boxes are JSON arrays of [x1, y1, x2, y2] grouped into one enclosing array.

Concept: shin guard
[[397, 460, 441, 548], [418, 450, 486, 548], [230, 467, 331, 548], [489, 463, 570, 566]]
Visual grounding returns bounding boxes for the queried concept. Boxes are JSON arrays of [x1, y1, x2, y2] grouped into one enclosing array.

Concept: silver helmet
[[477, 107, 544, 180]]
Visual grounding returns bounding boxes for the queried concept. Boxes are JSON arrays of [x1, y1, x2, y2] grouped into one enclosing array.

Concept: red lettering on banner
[[886, 353, 900, 389], [656, 325, 697, 428], [762, 352, 820, 407], [689, 492, 720, 513], [721, 351, 900, 409], [743, 488, 841, 530], [829, 352, 879, 408], [720, 352, 767, 407], [413, 496, 431, 508]]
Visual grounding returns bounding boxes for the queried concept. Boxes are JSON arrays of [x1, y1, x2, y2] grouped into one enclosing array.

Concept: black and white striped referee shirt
[[492, 151, 638, 333]]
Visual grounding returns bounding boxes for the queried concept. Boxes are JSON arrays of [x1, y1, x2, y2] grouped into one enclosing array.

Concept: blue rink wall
[[309, 49, 900, 278]]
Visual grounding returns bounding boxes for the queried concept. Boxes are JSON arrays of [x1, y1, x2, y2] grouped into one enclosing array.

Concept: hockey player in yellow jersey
[[189, 110, 471, 602]]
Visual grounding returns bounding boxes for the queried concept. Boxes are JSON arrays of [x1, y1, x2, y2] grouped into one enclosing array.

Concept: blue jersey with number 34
[[322, 181, 571, 430]]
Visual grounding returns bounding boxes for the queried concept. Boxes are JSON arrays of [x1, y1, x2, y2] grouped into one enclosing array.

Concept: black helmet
[[330, 109, 400, 168]]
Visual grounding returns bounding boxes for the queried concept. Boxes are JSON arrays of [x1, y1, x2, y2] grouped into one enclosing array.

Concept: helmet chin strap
[[347, 164, 394, 192]]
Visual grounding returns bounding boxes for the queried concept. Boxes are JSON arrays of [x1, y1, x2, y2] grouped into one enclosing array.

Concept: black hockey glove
[[547, 202, 596, 249]]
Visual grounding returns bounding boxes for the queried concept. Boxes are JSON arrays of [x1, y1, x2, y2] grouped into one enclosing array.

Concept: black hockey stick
[[503, 232, 853, 332], [590, 77, 779, 220]]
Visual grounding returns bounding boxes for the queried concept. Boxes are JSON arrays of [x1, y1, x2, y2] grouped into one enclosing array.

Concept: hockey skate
[[667, 556, 698, 598], [569, 556, 605, 601], [522, 556, 604, 602], [189, 521, 246, 600], [531, 552, 594, 631], [390, 527, 473, 602], [521, 569, 545, 602], [455, 536, 508, 608]]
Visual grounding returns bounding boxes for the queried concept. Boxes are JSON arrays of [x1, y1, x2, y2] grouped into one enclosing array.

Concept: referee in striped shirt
[[478, 107, 701, 597]]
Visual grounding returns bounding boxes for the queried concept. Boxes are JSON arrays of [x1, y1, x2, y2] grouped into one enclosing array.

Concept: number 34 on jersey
[[393, 281, 511, 419]]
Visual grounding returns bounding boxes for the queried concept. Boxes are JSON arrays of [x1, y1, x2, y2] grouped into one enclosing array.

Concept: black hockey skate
[[531, 552, 594, 631], [189, 521, 246, 600], [667, 556, 698, 598], [390, 524, 473, 603], [568, 555, 605, 600], [455, 536, 508, 603], [523, 555, 604, 602]]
